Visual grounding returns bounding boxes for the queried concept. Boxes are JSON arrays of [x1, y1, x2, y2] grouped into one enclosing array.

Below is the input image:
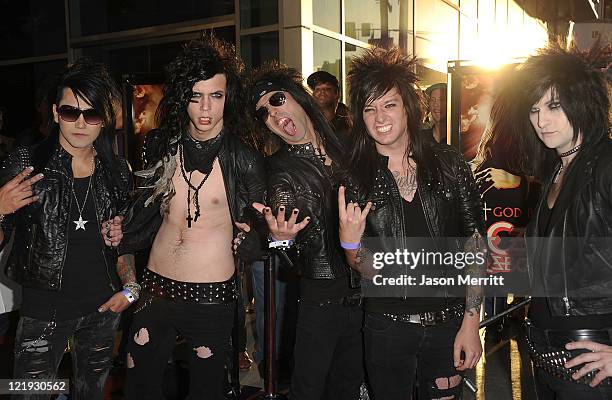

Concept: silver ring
[[237, 232, 246, 241]]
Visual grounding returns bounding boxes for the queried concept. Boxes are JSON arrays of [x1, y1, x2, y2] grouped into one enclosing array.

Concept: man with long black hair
[[0, 59, 134, 400], [247, 63, 363, 400], [119, 36, 265, 399]]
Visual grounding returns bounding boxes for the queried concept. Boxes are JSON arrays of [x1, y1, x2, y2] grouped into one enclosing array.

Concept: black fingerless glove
[[236, 229, 265, 263]]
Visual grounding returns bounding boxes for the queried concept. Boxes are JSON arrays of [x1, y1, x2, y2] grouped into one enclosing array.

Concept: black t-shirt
[[21, 177, 114, 321], [366, 189, 454, 314]]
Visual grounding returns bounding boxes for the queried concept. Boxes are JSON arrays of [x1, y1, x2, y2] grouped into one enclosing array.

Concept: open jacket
[[266, 142, 352, 281], [347, 142, 485, 298], [118, 129, 266, 255], [0, 138, 133, 291], [526, 137, 612, 317]]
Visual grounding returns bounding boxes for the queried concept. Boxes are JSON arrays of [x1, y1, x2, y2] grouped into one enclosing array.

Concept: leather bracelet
[[341, 241, 360, 250], [121, 289, 136, 303]]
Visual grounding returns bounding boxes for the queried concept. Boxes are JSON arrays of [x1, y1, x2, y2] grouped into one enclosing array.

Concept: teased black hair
[[347, 47, 438, 193], [155, 34, 248, 158], [518, 43, 611, 180]]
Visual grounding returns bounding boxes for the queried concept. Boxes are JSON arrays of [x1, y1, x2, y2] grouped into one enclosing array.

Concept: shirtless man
[[118, 36, 265, 400]]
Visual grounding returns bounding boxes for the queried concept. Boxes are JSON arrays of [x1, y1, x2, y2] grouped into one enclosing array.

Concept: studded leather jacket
[[0, 140, 133, 291], [347, 142, 485, 297], [266, 142, 351, 280], [354, 143, 483, 241], [118, 129, 266, 255], [526, 137, 612, 317]]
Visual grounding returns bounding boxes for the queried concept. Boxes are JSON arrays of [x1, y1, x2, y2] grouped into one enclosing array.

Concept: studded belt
[[525, 320, 612, 386], [141, 268, 237, 305], [382, 303, 464, 326]]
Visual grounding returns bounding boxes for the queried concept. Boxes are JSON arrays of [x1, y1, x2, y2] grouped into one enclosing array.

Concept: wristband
[[121, 289, 136, 303], [340, 241, 361, 250], [269, 239, 294, 249]]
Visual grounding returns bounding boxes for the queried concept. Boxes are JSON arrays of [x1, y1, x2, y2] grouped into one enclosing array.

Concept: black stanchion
[[257, 251, 287, 400]]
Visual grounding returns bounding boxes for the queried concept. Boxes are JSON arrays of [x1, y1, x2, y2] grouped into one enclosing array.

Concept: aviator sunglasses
[[255, 91, 287, 122], [57, 105, 103, 125]]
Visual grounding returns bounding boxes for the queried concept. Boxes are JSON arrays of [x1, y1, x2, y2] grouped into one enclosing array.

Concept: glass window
[[81, 27, 235, 76], [241, 0, 278, 29], [459, 14, 478, 60], [0, 1, 66, 60], [241, 31, 279, 70], [313, 33, 341, 84], [496, 0, 508, 27], [0, 60, 66, 141], [313, 0, 340, 33], [460, 0, 478, 19], [345, 44, 367, 102], [345, 0, 410, 50], [416, 1, 458, 72], [78, 0, 234, 36]]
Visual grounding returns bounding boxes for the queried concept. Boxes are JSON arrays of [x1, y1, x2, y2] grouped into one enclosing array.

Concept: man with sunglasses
[[0, 59, 134, 400], [246, 64, 363, 400], [117, 36, 265, 400]]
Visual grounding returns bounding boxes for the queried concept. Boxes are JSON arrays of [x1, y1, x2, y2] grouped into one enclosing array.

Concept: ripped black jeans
[[13, 310, 120, 400], [364, 312, 464, 400], [124, 294, 235, 400]]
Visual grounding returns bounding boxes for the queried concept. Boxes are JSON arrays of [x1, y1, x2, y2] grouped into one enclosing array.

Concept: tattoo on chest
[[392, 170, 417, 199]]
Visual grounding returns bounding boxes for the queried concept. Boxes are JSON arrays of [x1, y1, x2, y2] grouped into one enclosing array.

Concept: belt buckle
[[421, 312, 436, 326]]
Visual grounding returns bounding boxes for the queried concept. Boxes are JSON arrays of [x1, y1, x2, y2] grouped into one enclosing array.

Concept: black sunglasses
[[255, 92, 287, 122], [57, 105, 103, 125]]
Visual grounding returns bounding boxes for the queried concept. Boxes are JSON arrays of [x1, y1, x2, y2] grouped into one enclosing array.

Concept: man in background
[[306, 71, 352, 142]]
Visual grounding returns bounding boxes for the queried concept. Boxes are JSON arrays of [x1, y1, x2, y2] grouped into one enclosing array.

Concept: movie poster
[[450, 64, 535, 286], [122, 75, 164, 170]]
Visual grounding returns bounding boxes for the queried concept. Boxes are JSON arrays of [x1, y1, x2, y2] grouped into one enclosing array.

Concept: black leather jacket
[[348, 143, 485, 296], [118, 129, 266, 254], [266, 142, 351, 280], [526, 137, 612, 317], [0, 141, 133, 291], [353, 143, 483, 240]]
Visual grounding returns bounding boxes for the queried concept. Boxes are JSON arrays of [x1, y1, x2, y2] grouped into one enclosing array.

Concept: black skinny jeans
[[289, 300, 364, 400], [364, 311, 464, 400], [13, 310, 120, 400], [124, 296, 235, 400]]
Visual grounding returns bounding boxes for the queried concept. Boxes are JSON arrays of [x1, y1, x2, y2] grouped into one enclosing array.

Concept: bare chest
[[167, 157, 231, 226]]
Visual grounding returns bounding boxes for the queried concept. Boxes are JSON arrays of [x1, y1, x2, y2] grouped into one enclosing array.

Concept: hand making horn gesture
[[337, 186, 372, 246]]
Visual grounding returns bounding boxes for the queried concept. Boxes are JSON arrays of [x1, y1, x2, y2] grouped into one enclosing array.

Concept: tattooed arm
[[97, 254, 138, 313], [117, 254, 137, 285]]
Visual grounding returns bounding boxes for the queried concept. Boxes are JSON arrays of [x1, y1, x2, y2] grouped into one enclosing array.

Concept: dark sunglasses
[[57, 105, 103, 125], [255, 92, 287, 122]]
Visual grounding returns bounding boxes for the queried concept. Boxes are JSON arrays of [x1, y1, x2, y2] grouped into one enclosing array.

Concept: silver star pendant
[[74, 216, 88, 231]]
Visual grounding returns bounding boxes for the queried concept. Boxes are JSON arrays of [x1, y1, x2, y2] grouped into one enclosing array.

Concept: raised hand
[[252, 202, 310, 241], [0, 167, 43, 215], [338, 186, 372, 245]]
